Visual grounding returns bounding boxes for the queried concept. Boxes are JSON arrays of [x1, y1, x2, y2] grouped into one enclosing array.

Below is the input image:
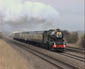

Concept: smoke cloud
[[0, 0, 60, 33]]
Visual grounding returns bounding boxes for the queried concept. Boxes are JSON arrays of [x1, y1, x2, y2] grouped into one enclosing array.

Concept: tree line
[[63, 30, 85, 48], [0, 32, 3, 39]]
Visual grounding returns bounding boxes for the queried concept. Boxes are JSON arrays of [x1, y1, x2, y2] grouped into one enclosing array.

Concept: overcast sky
[[28, 0, 84, 31], [0, 0, 84, 32]]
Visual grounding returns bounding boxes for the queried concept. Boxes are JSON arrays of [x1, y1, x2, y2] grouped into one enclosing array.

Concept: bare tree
[[63, 30, 79, 43], [81, 34, 85, 48]]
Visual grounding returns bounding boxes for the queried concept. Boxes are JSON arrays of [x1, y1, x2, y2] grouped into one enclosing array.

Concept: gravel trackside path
[[0, 39, 33, 69]]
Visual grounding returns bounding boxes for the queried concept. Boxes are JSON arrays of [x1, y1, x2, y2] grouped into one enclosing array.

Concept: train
[[13, 29, 66, 52]]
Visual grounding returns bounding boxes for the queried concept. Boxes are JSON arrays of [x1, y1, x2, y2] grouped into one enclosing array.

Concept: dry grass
[[0, 39, 33, 69]]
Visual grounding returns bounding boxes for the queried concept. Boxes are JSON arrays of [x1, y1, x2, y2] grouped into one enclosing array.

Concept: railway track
[[66, 47, 85, 54], [61, 52, 85, 62], [8, 39, 85, 69], [18, 39, 85, 60]]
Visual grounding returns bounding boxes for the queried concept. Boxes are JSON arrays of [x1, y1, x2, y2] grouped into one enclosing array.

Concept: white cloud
[[0, 0, 60, 32], [0, 0, 60, 21]]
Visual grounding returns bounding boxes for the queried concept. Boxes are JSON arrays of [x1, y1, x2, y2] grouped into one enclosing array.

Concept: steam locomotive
[[13, 29, 66, 52]]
